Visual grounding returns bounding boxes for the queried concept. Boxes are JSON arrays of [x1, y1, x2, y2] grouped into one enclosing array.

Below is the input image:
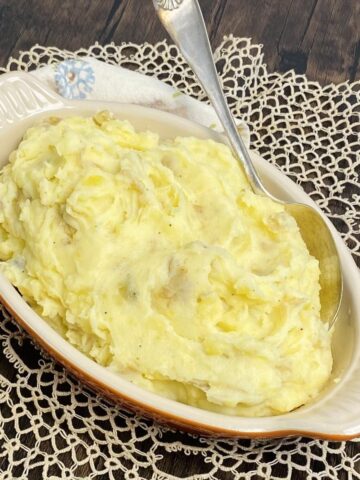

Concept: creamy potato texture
[[0, 113, 332, 416]]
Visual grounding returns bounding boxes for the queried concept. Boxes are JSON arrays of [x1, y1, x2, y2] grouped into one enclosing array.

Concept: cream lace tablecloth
[[0, 37, 359, 480]]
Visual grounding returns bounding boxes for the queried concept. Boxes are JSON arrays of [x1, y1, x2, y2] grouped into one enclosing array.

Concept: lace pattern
[[0, 37, 359, 479]]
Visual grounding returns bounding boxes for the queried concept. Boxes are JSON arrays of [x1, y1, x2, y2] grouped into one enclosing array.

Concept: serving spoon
[[153, 0, 342, 327]]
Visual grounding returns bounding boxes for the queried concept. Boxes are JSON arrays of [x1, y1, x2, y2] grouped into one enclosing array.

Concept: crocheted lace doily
[[0, 37, 359, 480]]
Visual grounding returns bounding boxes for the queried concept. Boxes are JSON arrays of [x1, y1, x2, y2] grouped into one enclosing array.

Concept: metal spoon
[[153, 0, 342, 327]]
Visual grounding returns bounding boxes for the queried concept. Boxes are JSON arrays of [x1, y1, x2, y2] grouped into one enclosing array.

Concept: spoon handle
[[153, 0, 266, 195]]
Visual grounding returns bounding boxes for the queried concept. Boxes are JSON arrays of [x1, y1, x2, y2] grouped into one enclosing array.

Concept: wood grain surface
[[0, 0, 359, 84], [0, 1, 359, 479]]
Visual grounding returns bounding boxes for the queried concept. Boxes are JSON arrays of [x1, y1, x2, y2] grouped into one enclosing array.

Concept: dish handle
[[0, 71, 65, 130]]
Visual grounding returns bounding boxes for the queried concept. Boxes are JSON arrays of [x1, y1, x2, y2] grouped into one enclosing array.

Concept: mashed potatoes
[[0, 113, 332, 416]]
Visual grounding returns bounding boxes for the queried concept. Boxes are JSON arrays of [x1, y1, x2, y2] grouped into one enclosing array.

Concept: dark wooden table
[[0, 0, 359, 84], [0, 1, 359, 479]]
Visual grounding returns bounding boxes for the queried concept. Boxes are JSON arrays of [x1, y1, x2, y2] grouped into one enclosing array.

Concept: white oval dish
[[0, 72, 359, 439]]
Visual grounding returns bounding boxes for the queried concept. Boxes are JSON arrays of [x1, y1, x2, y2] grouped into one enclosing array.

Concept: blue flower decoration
[[55, 59, 95, 100]]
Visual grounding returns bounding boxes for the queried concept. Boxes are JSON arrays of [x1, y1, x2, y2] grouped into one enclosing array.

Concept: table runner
[[0, 36, 359, 479]]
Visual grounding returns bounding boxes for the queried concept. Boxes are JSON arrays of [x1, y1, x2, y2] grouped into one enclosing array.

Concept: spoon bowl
[[153, 0, 342, 326]]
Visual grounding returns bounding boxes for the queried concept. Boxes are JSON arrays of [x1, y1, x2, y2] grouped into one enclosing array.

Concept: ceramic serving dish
[[0, 71, 359, 439]]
